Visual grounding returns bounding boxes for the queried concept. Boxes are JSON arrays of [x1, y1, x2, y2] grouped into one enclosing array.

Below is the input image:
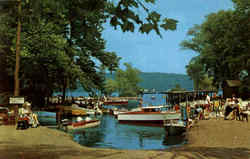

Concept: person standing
[[205, 94, 211, 111], [235, 99, 241, 121], [206, 94, 211, 104], [214, 100, 220, 118]]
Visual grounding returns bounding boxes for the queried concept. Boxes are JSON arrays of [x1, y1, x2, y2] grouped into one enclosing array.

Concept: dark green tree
[[181, 0, 249, 93], [105, 63, 142, 97], [169, 84, 186, 92], [0, 0, 177, 105], [185, 56, 205, 90]]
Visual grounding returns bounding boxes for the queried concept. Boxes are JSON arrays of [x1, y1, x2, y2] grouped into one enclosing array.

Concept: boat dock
[[47, 96, 141, 106]]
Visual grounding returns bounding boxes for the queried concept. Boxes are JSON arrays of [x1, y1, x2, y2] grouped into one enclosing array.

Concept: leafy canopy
[[180, 0, 250, 92], [104, 63, 142, 97], [0, 0, 177, 105]]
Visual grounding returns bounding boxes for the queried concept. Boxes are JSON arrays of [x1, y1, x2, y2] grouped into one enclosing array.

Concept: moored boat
[[72, 104, 103, 116], [164, 120, 186, 136], [78, 108, 103, 115], [111, 108, 129, 117], [36, 111, 56, 125], [103, 99, 128, 106], [163, 112, 187, 136], [117, 92, 174, 127], [117, 106, 170, 127], [62, 116, 101, 133]]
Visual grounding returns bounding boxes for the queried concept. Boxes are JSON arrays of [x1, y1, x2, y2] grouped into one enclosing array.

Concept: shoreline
[[0, 118, 250, 159]]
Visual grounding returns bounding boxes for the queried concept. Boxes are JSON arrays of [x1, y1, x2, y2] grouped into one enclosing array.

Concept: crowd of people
[[191, 93, 249, 122]]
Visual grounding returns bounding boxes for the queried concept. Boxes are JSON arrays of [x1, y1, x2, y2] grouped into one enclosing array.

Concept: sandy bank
[[187, 119, 250, 148], [0, 119, 250, 159], [172, 119, 250, 159]]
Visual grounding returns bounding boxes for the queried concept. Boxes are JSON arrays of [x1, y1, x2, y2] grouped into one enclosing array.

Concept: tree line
[[0, 0, 177, 106], [181, 0, 249, 95]]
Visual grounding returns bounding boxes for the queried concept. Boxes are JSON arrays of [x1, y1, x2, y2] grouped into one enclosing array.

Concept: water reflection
[[72, 115, 186, 150], [162, 135, 187, 147]]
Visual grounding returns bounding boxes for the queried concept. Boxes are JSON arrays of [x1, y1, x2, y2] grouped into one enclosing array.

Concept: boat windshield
[[142, 106, 171, 112], [142, 93, 166, 107], [143, 108, 160, 112]]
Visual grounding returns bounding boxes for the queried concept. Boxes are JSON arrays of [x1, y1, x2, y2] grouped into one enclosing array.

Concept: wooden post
[[56, 108, 62, 128]]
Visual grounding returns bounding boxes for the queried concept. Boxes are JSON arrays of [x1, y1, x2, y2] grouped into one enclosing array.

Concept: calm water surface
[[40, 94, 186, 150], [72, 115, 186, 150]]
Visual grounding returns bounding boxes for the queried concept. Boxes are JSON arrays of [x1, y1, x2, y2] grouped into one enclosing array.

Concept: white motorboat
[[163, 113, 187, 136], [62, 116, 100, 133], [111, 108, 129, 117], [117, 106, 172, 127]]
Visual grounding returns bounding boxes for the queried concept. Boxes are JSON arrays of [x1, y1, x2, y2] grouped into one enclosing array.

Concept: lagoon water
[[72, 114, 186, 150], [42, 94, 187, 150]]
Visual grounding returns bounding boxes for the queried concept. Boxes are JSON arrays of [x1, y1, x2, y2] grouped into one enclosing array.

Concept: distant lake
[[53, 90, 89, 97]]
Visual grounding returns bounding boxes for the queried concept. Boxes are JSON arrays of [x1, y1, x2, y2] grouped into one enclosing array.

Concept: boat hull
[[67, 120, 100, 132], [36, 111, 56, 125], [118, 120, 164, 127], [78, 108, 103, 115], [164, 126, 186, 136], [117, 112, 169, 127], [103, 101, 128, 106], [164, 120, 187, 136]]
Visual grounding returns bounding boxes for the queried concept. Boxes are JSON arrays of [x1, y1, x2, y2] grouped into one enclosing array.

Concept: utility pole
[[14, 0, 21, 97]]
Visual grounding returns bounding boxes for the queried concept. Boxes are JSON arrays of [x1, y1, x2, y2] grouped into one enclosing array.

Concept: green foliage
[[0, 0, 177, 105], [185, 56, 206, 90], [181, 1, 250, 92], [169, 84, 186, 92], [104, 63, 142, 97], [199, 75, 217, 90], [105, 0, 177, 36], [104, 78, 118, 96]]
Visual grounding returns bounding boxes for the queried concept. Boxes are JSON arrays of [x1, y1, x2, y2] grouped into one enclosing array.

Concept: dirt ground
[[0, 118, 250, 159]]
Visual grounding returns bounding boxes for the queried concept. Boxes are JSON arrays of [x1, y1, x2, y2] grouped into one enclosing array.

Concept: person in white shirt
[[205, 94, 211, 111], [206, 94, 211, 104]]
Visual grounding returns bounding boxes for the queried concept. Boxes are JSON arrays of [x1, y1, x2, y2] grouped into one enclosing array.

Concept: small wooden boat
[[163, 119, 186, 136], [83, 108, 103, 115], [163, 108, 188, 136], [103, 99, 128, 106], [111, 108, 129, 117], [72, 104, 103, 115], [63, 116, 100, 133], [36, 111, 57, 125]]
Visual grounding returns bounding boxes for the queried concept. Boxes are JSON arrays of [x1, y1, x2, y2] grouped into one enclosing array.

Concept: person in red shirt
[[174, 104, 180, 112]]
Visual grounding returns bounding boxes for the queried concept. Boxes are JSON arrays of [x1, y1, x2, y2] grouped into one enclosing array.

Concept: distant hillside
[[106, 72, 193, 91], [58, 72, 193, 96]]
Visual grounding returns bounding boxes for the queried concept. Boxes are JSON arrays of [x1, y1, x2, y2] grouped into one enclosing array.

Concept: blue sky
[[102, 0, 234, 74]]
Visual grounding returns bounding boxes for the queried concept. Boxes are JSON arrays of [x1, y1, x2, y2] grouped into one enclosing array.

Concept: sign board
[[9, 96, 25, 104]]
